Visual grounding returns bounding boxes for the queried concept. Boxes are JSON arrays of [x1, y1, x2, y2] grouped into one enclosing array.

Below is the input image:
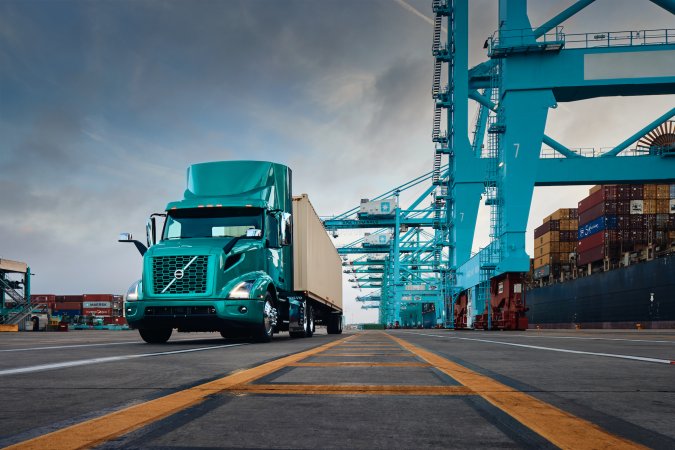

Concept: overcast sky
[[1, 0, 673, 323]]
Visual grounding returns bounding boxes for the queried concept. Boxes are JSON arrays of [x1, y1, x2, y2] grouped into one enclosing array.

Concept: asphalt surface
[[0, 328, 673, 449]]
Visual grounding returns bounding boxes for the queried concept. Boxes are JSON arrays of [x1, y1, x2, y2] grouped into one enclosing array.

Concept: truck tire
[[255, 294, 276, 342], [290, 302, 313, 338], [327, 314, 343, 334], [139, 328, 172, 343], [306, 305, 314, 337]]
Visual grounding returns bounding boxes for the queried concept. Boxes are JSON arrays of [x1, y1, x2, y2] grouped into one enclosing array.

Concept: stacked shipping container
[[30, 294, 124, 319], [533, 208, 578, 279], [576, 184, 675, 267]]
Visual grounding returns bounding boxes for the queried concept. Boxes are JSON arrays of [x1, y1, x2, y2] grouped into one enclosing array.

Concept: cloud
[[1, 0, 672, 323]]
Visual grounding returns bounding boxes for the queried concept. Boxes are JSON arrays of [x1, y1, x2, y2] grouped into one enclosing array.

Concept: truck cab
[[121, 161, 342, 343]]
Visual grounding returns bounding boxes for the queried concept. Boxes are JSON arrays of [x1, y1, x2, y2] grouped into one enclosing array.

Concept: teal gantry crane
[[431, 0, 675, 329]]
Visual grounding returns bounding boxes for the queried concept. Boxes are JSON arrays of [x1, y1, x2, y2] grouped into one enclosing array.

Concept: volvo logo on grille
[[174, 269, 184, 279]]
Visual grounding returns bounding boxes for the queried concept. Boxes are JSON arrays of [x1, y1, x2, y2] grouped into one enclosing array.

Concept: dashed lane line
[[310, 352, 416, 357], [477, 333, 675, 345], [290, 362, 430, 367], [0, 343, 246, 376], [0, 337, 238, 353], [403, 331, 675, 365]]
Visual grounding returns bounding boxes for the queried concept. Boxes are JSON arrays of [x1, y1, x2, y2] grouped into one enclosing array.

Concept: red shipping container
[[534, 222, 551, 239], [578, 232, 606, 253], [577, 245, 604, 266], [56, 295, 84, 303], [54, 302, 82, 311], [84, 294, 114, 302], [579, 202, 605, 226], [578, 189, 605, 214], [630, 185, 644, 200], [644, 214, 657, 228], [82, 308, 113, 316], [31, 294, 56, 304], [617, 215, 631, 230], [630, 215, 645, 229], [535, 220, 562, 238], [616, 201, 630, 215], [606, 230, 619, 243], [103, 317, 128, 325], [630, 230, 647, 243], [618, 229, 632, 241], [617, 185, 631, 201]]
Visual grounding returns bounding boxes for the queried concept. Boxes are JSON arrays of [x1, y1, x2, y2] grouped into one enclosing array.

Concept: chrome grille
[[152, 255, 209, 294]]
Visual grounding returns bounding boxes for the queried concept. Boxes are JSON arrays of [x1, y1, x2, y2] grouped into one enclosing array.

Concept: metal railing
[[563, 29, 674, 49], [488, 27, 674, 55], [540, 146, 664, 158], [487, 26, 565, 55]]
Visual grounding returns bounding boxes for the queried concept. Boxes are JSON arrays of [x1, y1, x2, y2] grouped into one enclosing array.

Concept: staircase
[[0, 277, 35, 326]]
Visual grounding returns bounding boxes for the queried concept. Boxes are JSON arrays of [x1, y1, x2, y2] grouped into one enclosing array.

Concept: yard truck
[[119, 161, 343, 343]]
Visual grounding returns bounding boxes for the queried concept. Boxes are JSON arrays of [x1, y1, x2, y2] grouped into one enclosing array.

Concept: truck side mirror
[[146, 217, 156, 248], [118, 232, 148, 256], [118, 233, 132, 242]]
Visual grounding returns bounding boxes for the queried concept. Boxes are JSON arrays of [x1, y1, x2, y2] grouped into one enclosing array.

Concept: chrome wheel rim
[[263, 300, 277, 336]]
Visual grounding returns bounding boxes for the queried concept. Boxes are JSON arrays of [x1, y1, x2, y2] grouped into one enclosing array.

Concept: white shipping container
[[670, 199, 675, 213], [630, 200, 644, 215], [359, 197, 397, 217], [292, 194, 342, 311], [362, 233, 392, 247], [405, 284, 428, 291], [83, 302, 112, 308]]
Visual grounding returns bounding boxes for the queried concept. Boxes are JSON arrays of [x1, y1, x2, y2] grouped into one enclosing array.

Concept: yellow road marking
[[7, 336, 351, 450], [338, 344, 400, 347], [313, 352, 414, 357], [290, 362, 430, 367], [230, 383, 474, 396], [387, 333, 646, 450]]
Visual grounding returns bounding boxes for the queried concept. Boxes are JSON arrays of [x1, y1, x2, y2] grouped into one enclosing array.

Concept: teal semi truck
[[119, 161, 343, 343]]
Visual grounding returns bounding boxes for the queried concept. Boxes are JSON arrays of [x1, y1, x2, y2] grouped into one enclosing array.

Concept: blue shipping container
[[578, 215, 617, 240]]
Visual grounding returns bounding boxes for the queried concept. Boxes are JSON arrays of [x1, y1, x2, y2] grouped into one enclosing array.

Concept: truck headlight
[[125, 280, 141, 302], [229, 281, 255, 299]]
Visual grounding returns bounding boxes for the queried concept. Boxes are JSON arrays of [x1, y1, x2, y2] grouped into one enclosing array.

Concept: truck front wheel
[[255, 294, 277, 342], [139, 328, 172, 344]]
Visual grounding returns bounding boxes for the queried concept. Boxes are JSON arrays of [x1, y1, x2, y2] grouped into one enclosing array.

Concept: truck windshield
[[162, 208, 263, 240]]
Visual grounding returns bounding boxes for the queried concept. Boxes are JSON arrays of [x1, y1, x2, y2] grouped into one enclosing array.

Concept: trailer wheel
[[327, 314, 343, 334], [139, 328, 172, 343], [255, 294, 276, 342]]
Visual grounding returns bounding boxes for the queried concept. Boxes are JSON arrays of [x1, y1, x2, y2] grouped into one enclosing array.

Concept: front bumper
[[125, 299, 264, 332]]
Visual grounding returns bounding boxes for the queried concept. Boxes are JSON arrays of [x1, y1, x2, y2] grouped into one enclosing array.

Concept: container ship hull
[[526, 253, 675, 329]]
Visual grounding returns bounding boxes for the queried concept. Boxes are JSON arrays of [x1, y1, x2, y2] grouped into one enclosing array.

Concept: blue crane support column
[[495, 0, 557, 273], [450, 0, 483, 270], [392, 207, 402, 324]]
